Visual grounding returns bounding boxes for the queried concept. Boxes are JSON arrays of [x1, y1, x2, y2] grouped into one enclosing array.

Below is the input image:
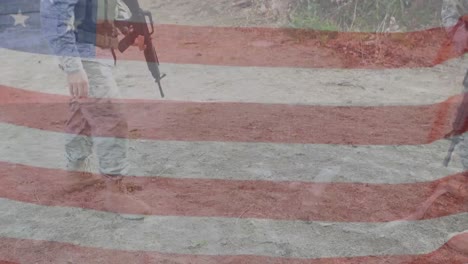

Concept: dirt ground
[[140, 0, 281, 27], [0, 0, 467, 262]]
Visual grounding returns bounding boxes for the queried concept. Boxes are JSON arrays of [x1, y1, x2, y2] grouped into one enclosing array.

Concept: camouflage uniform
[[40, 0, 130, 178]]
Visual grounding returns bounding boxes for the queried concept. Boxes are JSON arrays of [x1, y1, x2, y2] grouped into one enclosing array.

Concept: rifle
[[117, 0, 166, 98], [444, 135, 463, 167], [444, 70, 468, 166]]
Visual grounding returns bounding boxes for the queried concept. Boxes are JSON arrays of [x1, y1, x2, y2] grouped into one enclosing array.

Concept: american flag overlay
[[0, 0, 468, 263]]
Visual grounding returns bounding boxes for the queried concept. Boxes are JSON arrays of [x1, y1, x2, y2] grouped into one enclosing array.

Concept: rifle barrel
[[443, 138, 461, 167], [156, 81, 164, 98]]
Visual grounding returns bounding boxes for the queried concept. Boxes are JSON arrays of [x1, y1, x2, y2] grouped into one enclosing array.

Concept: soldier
[[40, 0, 151, 219], [402, 1, 468, 256], [437, 0, 467, 255]]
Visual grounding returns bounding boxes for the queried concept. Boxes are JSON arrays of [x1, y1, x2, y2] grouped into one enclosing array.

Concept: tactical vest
[[74, 0, 119, 49]]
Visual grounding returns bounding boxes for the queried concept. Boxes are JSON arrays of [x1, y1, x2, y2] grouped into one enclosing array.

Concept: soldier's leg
[[65, 100, 92, 168], [80, 59, 128, 177], [63, 99, 102, 192], [89, 102, 128, 177], [81, 59, 151, 218]]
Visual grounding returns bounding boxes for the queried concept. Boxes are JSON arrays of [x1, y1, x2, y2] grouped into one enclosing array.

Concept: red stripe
[[0, 237, 467, 263], [94, 24, 456, 69], [0, 162, 465, 222], [0, 85, 459, 145]]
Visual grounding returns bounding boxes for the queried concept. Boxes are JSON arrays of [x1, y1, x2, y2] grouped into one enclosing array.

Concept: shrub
[[289, 0, 443, 32]]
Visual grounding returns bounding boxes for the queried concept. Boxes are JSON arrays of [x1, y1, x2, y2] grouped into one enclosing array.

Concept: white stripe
[[0, 123, 462, 184], [0, 199, 466, 259], [1, 48, 465, 106]]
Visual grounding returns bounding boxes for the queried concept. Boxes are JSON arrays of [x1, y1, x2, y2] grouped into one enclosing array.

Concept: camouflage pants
[[65, 60, 128, 179]]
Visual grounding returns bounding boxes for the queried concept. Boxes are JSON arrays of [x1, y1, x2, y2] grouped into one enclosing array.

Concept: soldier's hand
[[133, 35, 146, 51], [123, 25, 147, 51], [67, 69, 89, 98]]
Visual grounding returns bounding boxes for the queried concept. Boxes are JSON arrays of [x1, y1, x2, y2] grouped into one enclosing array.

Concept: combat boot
[[65, 158, 103, 193], [103, 178, 152, 220]]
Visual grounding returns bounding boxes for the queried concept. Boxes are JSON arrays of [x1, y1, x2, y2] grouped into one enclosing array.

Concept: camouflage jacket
[[40, 0, 130, 74]]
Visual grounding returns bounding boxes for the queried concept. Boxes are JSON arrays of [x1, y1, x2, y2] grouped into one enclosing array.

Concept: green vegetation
[[289, 0, 443, 32]]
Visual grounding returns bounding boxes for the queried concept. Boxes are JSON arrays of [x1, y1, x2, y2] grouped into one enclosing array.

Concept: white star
[[11, 9, 29, 27]]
